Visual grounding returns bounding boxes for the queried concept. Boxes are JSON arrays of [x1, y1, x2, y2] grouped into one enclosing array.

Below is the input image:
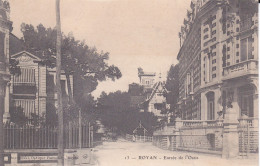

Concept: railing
[[238, 118, 259, 154], [238, 117, 258, 128], [4, 124, 95, 149], [125, 134, 152, 142], [222, 60, 258, 79], [176, 119, 223, 128]]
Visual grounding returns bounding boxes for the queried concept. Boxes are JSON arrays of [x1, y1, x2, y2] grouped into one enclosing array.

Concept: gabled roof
[[11, 50, 42, 61], [143, 81, 167, 103]]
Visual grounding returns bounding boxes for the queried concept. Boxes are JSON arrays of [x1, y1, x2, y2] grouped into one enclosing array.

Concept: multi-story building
[[177, 0, 258, 121], [7, 35, 73, 124]]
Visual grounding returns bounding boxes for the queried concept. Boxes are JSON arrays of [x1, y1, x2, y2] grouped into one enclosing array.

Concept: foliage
[[20, 23, 122, 121], [9, 59, 21, 76], [9, 106, 27, 126], [165, 64, 180, 121], [96, 91, 158, 135]]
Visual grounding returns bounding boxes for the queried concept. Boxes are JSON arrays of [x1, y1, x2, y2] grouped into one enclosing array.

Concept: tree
[[9, 106, 27, 126], [96, 91, 158, 135], [20, 23, 122, 118], [165, 64, 179, 122]]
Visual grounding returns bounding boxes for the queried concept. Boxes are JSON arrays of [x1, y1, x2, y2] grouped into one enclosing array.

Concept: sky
[[9, 0, 191, 98]]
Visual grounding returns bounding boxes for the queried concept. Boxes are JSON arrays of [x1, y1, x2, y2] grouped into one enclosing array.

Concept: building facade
[[177, 0, 258, 121], [0, 0, 12, 122], [128, 68, 168, 117], [7, 42, 73, 124]]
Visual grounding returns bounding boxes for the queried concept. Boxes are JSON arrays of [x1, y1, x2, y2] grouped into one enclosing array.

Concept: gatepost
[[222, 105, 239, 158], [174, 118, 183, 150]]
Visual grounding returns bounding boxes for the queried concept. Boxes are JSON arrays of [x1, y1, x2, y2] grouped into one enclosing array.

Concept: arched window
[[238, 85, 254, 117], [206, 91, 215, 120]]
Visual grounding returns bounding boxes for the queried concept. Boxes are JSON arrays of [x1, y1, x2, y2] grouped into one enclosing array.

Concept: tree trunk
[[65, 73, 74, 105], [56, 0, 64, 165]]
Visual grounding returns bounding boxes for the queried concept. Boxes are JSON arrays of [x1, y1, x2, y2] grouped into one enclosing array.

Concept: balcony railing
[[222, 60, 258, 80], [176, 119, 224, 128], [238, 117, 258, 127]]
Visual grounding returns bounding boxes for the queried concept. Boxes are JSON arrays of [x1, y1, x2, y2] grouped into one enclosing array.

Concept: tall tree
[[165, 64, 179, 122], [56, 0, 64, 165], [20, 23, 122, 114]]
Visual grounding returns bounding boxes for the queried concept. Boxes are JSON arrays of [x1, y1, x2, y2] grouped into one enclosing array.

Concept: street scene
[[0, 0, 259, 166]]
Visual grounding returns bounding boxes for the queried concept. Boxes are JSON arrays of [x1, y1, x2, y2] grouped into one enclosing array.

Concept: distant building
[[6, 35, 73, 124], [177, 0, 258, 121], [129, 68, 167, 117]]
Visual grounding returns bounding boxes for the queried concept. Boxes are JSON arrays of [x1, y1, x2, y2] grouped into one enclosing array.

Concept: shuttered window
[[14, 68, 35, 85]]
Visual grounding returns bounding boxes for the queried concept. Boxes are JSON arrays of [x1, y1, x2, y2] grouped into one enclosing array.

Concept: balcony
[[222, 60, 258, 81]]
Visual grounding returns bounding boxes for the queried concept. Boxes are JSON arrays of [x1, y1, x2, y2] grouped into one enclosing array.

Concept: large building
[[3, 34, 73, 124], [177, 0, 258, 121]]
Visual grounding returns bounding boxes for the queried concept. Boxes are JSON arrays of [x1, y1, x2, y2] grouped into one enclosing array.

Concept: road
[[91, 138, 258, 166]]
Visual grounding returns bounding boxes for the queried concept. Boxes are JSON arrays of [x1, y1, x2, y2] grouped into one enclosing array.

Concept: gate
[[238, 118, 259, 157]]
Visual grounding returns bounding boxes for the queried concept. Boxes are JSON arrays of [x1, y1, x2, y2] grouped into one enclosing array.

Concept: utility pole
[[56, 0, 64, 165]]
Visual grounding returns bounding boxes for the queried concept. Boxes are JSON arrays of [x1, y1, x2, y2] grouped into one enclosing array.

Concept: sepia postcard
[[0, 0, 259, 165]]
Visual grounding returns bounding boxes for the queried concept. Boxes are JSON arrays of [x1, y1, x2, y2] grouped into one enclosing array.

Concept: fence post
[[222, 106, 239, 158]]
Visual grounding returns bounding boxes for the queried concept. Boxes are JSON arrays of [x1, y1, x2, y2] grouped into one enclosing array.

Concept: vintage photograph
[[0, 0, 258, 165]]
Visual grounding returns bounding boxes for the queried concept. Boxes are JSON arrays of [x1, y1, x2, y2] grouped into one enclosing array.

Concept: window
[[212, 23, 216, 27], [212, 37, 216, 42], [236, 52, 239, 56], [212, 30, 216, 35], [211, 45, 216, 49], [204, 28, 209, 33], [236, 36, 239, 40], [13, 68, 36, 84], [212, 66, 216, 71], [236, 44, 239, 48], [212, 74, 216, 78], [227, 39, 230, 43], [204, 42, 208, 47], [207, 92, 215, 120], [227, 47, 230, 51], [204, 34, 209, 40], [212, 59, 216, 64], [212, 52, 216, 56], [227, 54, 230, 59], [236, 19, 239, 24], [240, 36, 254, 61], [227, 62, 230, 66], [227, 24, 230, 28], [236, 28, 239, 32], [227, 31, 230, 35], [236, 60, 239, 63]]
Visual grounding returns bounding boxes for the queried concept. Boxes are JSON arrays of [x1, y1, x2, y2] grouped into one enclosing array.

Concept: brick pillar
[[222, 106, 239, 158]]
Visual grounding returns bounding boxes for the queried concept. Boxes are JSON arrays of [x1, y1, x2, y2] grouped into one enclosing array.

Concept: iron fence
[[4, 124, 95, 149]]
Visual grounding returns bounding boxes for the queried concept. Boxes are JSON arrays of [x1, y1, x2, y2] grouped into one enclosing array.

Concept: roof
[[143, 81, 167, 104]]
